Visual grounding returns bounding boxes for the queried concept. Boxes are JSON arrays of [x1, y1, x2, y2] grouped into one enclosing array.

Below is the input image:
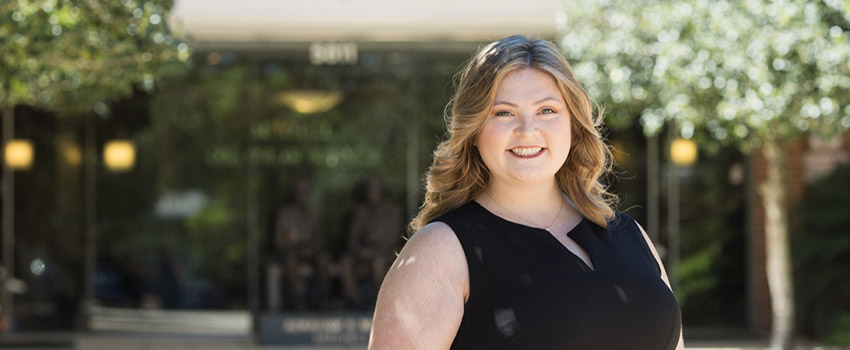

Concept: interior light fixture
[[4, 140, 34, 170], [104, 140, 136, 171], [670, 138, 698, 165], [277, 90, 343, 114]]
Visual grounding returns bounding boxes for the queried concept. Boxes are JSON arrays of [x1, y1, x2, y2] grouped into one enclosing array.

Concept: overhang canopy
[[170, 0, 559, 45]]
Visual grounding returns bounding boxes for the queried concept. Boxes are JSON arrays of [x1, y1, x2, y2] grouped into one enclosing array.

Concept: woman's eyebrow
[[492, 97, 562, 107]]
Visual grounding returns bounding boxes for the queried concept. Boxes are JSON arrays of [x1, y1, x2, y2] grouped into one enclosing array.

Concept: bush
[[794, 165, 850, 346]]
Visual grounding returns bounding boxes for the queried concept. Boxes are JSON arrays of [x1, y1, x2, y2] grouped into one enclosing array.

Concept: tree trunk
[[760, 139, 795, 350]]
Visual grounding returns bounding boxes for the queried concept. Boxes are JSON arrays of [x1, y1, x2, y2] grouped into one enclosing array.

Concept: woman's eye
[[494, 110, 513, 117], [541, 108, 556, 114]]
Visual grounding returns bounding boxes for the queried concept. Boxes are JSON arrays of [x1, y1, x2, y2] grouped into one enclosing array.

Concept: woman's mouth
[[509, 147, 544, 158]]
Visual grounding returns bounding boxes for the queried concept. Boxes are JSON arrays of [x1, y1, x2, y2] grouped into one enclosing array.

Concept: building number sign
[[309, 42, 358, 65]]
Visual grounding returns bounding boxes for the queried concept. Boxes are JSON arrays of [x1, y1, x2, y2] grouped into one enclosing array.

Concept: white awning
[[169, 0, 559, 44]]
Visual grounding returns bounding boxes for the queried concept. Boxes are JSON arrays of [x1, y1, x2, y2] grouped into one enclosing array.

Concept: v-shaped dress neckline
[[470, 200, 598, 272]]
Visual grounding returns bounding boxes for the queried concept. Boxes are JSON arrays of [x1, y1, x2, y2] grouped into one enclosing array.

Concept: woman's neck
[[477, 178, 572, 228]]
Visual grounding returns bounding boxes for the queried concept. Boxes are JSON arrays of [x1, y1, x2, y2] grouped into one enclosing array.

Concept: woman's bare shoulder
[[369, 221, 468, 349], [389, 220, 468, 297], [407, 221, 461, 251]]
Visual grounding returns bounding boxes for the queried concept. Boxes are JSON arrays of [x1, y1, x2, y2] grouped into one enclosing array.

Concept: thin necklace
[[485, 191, 564, 232]]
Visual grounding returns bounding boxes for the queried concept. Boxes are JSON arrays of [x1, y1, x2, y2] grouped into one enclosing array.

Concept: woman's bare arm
[[637, 223, 685, 350], [369, 222, 469, 350]]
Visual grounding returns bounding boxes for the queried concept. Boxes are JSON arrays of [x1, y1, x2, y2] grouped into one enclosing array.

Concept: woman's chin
[[502, 171, 558, 185]]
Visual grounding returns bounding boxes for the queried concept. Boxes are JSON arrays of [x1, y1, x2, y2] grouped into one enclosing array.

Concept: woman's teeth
[[510, 147, 543, 156]]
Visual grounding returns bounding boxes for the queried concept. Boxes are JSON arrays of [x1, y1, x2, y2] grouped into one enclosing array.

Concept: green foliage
[[560, 0, 850, 151], [826, 313, 850, 346], [0, 0, 190, 115], [794, 165, 850, 345], [677, 148, 748, 326], [677, 245, 719, 306], [136, 63, 253, 304]]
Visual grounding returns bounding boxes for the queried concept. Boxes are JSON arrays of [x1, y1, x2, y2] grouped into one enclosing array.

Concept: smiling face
[[475, 68, 571, 188]]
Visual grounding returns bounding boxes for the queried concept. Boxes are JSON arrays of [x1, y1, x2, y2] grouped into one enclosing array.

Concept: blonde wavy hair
[[410, 35, 617, 232]]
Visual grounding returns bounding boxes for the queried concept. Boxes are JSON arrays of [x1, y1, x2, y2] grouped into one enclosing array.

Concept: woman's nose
[[515, 114, 539, 137]]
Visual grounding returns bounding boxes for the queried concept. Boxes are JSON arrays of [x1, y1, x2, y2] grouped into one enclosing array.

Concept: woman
[[370, 35, 683, 350]]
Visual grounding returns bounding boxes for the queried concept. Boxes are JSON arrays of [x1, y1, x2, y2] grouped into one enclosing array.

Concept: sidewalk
[[1, 307, 846, 350], [2, 331, 847, 350]]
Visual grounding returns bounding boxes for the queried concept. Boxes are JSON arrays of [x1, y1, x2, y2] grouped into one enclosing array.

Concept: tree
[[0, 0, 189, 329], [560, 0, 850, 348], [1, 0, 189, 113]]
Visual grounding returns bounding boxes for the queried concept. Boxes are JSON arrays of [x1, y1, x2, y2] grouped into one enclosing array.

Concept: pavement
[[0, 307, 846, 349], [1, 331, 847, 350]]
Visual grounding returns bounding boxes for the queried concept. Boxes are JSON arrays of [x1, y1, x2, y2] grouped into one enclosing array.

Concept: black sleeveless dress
[[435, 201, 681, 350]]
